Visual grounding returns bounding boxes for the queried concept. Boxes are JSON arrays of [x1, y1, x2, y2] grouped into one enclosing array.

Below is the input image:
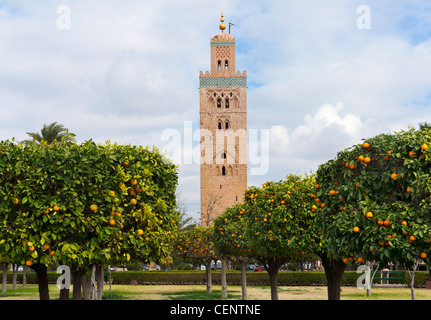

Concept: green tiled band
[[200, 77, 247, 87], [211, 41, 236, 46]]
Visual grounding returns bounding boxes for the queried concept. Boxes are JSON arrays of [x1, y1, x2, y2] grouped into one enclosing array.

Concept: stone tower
[[199, 14, 247, 226]]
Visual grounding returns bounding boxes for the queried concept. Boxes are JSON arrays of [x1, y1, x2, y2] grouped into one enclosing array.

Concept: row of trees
[[174, 126, 431, 300], [0, 132, 179, 299]]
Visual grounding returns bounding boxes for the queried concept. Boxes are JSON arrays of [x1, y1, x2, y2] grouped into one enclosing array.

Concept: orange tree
[[316, 126, 431, 299], [172, 226, 216, 293], [0, 139, 179, 300], [213, 203, 251, 300], [243, 174, 320, 300]]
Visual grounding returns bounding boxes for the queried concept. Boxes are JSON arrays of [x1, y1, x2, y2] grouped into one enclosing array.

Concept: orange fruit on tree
[[353, 226, 360, 233], [12, 198, 19, 205], [366, 212, 373, 218], [43, 244, 50, 251], [409, 235, 416, 242], [49, 250, 55, 256], [329, 190, 336, 196], [406, 187, 412, 193], [383, 220, 391, 227], [109, 219, 116, 226], [391, 173, 398, 180], [25, 260, 32, 267], [131, 179, 137, 186], [108, 191, 116, 197], [357, 257, 364, 264], [349, 163, 355, 170], [363, 142, 370, 149], [130, 198, 137, 205], [420, 252, 427, 259], [364, 157, 371, 164], [145, 237, 150, 241], [137, 229, 144, 236], [90, 204, 98, 212], [28, 246, 35, 252], [401, 221, 407, 226], [377, 220, 383, 226], [53, 205, 60, 211], [421, 143, 428, 151], [343, 257, 348, 264], [409, 151, 416, 157]]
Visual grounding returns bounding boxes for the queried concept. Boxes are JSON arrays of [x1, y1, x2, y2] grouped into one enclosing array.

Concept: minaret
[[199, 13, 247, 226]]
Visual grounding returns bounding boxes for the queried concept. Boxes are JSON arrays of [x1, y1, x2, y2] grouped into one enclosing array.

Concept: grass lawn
[[0, 284, 430, 300]]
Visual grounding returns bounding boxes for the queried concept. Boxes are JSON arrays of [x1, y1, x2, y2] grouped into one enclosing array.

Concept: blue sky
[[0, 1, 431, 222]]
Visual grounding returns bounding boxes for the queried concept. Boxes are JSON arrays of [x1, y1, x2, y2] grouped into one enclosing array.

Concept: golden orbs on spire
[[219, 12, 226, 31]]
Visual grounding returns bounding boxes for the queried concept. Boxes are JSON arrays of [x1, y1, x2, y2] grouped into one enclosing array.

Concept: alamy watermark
[[357, 5, 371, 30], [57, 5, 71, 30], [56, 265, 71, 290], [161, 121, 269, 176], [356, 265, 371, 290]]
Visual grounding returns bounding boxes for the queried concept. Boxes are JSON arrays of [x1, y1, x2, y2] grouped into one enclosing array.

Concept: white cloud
[[0, 0, 431, 219]]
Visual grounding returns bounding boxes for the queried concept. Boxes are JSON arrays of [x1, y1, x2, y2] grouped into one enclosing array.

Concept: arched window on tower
[[217, 60, 222, 70], [218, 121, 222, 130], [225, 99, 229, 108], [222, 166, 226, 176], [221, 152, 226, 159], [225, 122, 229, 129], [225, 60, 229, 70], [217, 98, 221, 108]]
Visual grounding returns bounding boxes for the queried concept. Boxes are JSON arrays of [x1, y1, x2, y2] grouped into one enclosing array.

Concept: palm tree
[[25, 122, 75, 145]]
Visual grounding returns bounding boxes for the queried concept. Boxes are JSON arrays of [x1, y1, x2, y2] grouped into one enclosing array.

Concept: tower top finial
[[219, 12, 226, 32]]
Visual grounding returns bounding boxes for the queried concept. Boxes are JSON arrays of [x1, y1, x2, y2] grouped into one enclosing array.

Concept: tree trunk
[[240, 260, 247, 300], [12, 264, 18, 289], [321, 256, 346, 300], [22, 265, 27, 287], [268, 266, 279, 300], [72, 269, 84, 300], [90, 265, 96, 300], [82, 267, 95, 300], [32, 263, 50, 300], [408, 260, 419, 301], [205, 262, 212, 293], [221, 257, 227, 298], [2, 263, 8, 293], [59, 287, 69, 300], [95, 264, 104, 300]]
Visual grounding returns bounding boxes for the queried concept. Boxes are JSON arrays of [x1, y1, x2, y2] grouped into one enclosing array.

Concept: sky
[[1, 0, 431, 223]]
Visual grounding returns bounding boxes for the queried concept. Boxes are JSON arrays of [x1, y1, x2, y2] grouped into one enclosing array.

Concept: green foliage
[[0, 139, 179, 269], [242, 174, 321, 260], [316, 127, 431, 267], [213, 203, 251, 259], [173, 226, 216, 265]]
